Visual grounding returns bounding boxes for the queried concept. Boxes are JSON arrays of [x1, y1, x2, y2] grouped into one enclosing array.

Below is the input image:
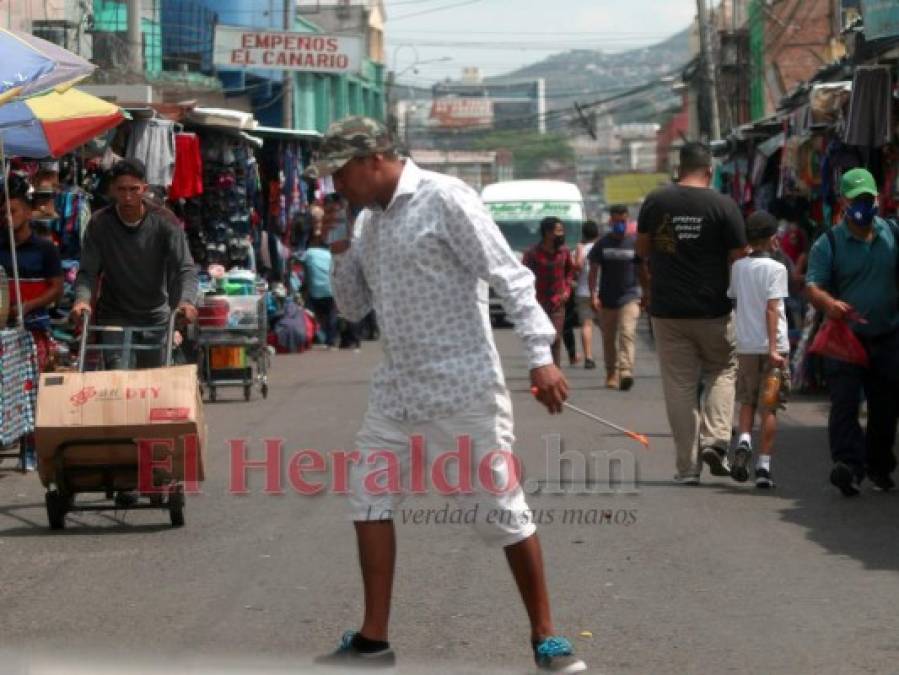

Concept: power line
[[399, 73, 681, 134], [388, 29, 681, 36], [389, 0, 485, 21]]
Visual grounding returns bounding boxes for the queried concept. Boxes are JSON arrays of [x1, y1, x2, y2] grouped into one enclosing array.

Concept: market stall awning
[[186, 107, 258, 131], [254, 126, 322, 141], [0, 88, 124, 158]]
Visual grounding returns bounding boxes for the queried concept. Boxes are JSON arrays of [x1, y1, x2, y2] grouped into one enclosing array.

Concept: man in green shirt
[[806, 167, 899, 496]]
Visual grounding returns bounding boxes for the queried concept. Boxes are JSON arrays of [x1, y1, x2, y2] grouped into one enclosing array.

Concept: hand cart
[[196, 293, 269, 402], [42, 309, 187, 530]]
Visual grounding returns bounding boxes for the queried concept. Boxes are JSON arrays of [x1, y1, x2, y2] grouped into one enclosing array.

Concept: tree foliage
[[472, 130, 575, 179]]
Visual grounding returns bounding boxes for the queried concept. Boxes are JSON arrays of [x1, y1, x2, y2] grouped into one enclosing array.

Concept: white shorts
[[349, 387, 537, 548]]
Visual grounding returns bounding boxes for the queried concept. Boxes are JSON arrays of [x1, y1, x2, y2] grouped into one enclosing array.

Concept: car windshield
[[496, 219, 583, 253]]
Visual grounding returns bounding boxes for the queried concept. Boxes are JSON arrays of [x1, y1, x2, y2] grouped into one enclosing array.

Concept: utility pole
[[696, 0, 721, 141], [126, 0, 143, 77], [282, 0, 294, 129]]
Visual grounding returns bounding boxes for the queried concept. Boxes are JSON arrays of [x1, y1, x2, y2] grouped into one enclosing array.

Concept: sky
[[384, 0, 698, 87]]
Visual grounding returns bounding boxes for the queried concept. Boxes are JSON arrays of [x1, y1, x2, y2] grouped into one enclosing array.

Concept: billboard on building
[[429, 97, 494, 129], [432, 79, 545, 133], [863, 0, 899, 40], [213, 25, 362, 73], [603, 173, 670, 206]]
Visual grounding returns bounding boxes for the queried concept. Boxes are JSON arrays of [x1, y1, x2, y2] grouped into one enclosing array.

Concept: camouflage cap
[[304, 116, 395, 179]]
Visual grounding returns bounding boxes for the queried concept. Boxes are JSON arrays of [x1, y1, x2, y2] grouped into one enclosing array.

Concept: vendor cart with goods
[[196, 271, 270, 402]]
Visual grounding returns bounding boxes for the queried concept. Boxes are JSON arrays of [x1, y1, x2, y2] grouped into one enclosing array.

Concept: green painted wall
[[92, 0, 162, 74], [289, 63, 385, 133], [287, 12, 385, 132]]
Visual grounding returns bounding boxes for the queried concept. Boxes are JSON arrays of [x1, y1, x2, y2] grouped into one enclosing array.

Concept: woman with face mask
[[522, 216, 575, 367]]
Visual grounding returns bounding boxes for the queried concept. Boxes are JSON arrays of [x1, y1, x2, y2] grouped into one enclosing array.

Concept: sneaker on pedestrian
[[755, 467, 775, 489], [868, 471, 895, 492], [532, 636, 587, 673], [605, 372, 619, 389], [830, 462, 862, 497], [672, 473, 700, 486], [619, 375, 634, 391], [701, 446, 732, 477], [314, 630, 395, 669], [584, 358, 596, 370], [731, 440, 752, 483]]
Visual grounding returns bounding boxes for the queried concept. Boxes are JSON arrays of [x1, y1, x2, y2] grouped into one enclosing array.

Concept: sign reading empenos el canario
[[214, 25, 363, 74]]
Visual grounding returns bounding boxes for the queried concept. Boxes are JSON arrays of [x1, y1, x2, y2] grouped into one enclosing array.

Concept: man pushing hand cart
[[35, 306, 205, 530]]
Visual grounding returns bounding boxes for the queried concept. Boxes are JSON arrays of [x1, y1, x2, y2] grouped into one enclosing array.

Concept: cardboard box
[[35, 365, 206, 489]]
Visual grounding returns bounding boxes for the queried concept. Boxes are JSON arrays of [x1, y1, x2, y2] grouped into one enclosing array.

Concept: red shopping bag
[[809, 318, 869, 367]]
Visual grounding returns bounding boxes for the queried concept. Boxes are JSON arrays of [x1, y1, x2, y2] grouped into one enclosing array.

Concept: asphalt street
[[2, 321, 899, 674]]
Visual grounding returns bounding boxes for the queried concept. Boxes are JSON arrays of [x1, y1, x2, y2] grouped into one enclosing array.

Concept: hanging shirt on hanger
[[170, 133, 204, 200], [126, 118, 176, 187]]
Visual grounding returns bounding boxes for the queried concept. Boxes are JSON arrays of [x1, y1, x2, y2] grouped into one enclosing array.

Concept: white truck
[[481, 180, 586, 324]]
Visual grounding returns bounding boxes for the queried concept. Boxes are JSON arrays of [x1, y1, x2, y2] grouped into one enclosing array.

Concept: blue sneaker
[[533, 636, 587, 673], [314, 630, 395, 669]]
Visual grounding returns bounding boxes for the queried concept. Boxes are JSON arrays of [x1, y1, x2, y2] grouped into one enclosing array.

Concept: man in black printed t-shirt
[[636, 143, 748, 485]]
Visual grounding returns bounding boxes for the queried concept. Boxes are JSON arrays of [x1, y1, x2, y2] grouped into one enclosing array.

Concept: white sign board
[[214, 25, 363, 74], [487, 201, 583, 222]]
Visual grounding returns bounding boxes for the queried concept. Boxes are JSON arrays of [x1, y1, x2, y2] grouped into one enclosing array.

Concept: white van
[[481, 179, 585, 323]]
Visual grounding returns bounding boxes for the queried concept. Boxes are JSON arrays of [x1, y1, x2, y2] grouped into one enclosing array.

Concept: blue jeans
[[309, 296, 338, 347], [100, 324, 169, 370], [824, 328, 899, 478]]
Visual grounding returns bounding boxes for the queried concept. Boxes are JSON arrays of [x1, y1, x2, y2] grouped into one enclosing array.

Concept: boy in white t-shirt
[[727, 211, 790, 488]]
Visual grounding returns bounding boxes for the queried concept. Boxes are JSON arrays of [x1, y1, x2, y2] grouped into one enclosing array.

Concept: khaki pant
[[599, 300, 640, 377], [652, 315, 737, 477]]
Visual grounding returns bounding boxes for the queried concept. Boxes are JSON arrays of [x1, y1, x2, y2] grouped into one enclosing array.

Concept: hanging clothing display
[[0, 329, 37, 446], [51, 188, 91, 260], [126, 118, 177, 186], [170, 132, 204, 200], [844, 66, 893, 148]]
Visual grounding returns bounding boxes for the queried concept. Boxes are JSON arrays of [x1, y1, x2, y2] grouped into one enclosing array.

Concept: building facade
[[745, 0, 843, 120], [1, 0, 91, 57], [14, 0, 386, 130]]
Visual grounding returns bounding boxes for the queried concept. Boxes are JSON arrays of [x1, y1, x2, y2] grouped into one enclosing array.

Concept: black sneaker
[[731, 441, 752, 483], [868, 472, 895, 492], [533, 636, 587, 673], [114, 491, 139, 508], [755, 467, 775, 489], [830, 462, 861, 497], [619, 375, 634, 391], [701, 446, 732, 477], [584, 358, 596, 370], [314, 631, 396, 669]]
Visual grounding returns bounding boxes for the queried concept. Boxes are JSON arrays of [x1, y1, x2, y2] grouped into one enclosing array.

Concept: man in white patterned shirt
[[306, 117, 587, 673]]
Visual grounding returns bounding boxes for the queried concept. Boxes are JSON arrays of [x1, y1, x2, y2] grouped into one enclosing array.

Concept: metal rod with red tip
[[530, 387, 650, 448]]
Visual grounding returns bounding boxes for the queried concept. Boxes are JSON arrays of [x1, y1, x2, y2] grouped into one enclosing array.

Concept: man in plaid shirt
[[523, 216, 575, 366]]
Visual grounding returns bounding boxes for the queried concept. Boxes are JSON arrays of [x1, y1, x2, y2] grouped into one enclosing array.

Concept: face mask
[[848, 199, 877, 228], [553, 235, 566, 249], [611, 221, 627, 236]]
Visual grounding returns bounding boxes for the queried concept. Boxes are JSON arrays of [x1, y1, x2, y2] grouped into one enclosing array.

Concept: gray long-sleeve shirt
[[75, 203, 198, 326]]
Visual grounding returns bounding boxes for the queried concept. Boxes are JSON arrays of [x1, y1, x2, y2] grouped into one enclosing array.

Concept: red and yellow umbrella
[[0, 87, 124, 159], [0, 88, 123, 327]]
